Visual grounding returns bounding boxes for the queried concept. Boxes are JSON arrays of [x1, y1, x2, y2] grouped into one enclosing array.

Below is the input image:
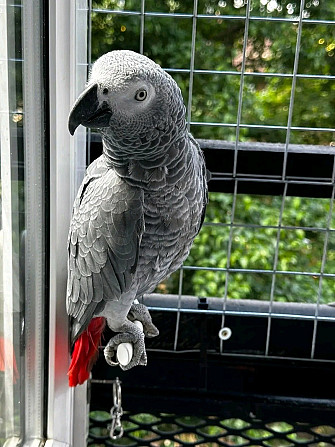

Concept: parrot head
[[68, 50, 186, 153]]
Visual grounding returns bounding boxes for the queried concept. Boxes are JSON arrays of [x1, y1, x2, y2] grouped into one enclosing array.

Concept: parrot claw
[[128, 303, 159, 338], [104, 320, 147, 370]]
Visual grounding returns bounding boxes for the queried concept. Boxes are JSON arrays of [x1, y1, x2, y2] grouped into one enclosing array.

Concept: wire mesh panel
[[88, 411, 335, 447], [89, 342, 335, 445], [88, 412, 335, 447], [84, 0, 335, 364], [81, 0, 335, 445]]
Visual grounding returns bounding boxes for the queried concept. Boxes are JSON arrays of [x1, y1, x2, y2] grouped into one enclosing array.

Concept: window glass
[[0, 1, 24, 442]]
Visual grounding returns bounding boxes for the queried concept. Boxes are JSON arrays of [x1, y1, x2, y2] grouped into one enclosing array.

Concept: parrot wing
[[66, 155, 144, 343]]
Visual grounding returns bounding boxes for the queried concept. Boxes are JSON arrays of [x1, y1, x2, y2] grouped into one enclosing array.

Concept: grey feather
[[67, 50, 209, 353]]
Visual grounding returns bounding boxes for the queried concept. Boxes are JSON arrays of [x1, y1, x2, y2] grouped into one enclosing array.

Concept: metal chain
[[108, 377, 124, 440]]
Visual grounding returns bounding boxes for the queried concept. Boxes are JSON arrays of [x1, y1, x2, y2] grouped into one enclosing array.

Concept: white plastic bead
[[117, 343, 133, 366], [116, 320, 144, 366], [218, 327, 232, 341]]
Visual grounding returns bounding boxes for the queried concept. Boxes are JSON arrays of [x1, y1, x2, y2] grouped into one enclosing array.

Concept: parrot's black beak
[[68, 83, 112, 135]]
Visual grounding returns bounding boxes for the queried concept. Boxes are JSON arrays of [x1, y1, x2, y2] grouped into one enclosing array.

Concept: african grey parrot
[[67, 50, 208, 386]]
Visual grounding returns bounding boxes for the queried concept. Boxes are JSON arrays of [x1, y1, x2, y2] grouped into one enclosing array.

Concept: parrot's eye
[[135, 89, 147, 101]]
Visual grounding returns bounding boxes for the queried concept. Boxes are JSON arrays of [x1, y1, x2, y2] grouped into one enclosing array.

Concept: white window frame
[[46, 1, 89, 446]]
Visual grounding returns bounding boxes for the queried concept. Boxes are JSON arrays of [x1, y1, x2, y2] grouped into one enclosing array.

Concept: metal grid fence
[[88, 410, 335, 446], [84, 0, 335, 365]]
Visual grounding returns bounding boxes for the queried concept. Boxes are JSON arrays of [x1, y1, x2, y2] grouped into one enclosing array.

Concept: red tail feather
[[68, 317, 106, 387]]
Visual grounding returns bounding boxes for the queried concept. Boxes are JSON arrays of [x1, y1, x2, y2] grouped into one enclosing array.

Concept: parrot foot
[[104, 319, 147, 371], [128, 303, 159, 338]]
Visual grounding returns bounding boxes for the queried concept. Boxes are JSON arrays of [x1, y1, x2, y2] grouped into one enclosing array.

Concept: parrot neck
[[101, 130, 191, 191]]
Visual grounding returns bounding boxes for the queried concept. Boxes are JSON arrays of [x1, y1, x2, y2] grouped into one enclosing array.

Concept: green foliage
[[91, 0, 335, 144], [90, 1, 335, 304], [161, 191, 335, 304]]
